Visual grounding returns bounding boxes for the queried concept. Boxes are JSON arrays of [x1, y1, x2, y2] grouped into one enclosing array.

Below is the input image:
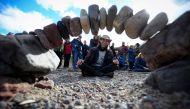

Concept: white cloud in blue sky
[[0, 0, 190, 46]]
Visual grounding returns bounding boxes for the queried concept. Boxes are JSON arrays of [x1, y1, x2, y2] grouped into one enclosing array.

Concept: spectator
[[77, 35, 119, 78], [82, 40, 89, 59], [128, 45, 136, 71], [63, 38, 72, 68], [133, 53, 150, 72], [118, 42, 128, 69], [71, 35, 83, 71], [134, 43, 140, 57], [89, 35, 99, 48], [110, 43, 116, 57]]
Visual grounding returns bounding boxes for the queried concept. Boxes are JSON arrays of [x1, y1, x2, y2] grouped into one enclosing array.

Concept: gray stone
[[124, 9, 149, 39], [80, 9, 90, 34], [99, 7, 107, 30], [70, 17, 82, 36], [0, 35, 59, 77], [113, 6, 133, 34], [106, 5, 117, 31], [140, 12, 168, 40], [34, 29, 53, 49], [88, 4, 99, 35]]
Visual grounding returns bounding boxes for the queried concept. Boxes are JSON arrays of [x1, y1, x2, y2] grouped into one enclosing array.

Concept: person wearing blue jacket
[[128, 45, 136, 71], [133, 53, 150, 72], [71, 35, 83, 71]]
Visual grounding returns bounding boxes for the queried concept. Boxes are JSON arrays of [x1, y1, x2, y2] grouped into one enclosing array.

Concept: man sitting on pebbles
[[77, 35, 119, 78]]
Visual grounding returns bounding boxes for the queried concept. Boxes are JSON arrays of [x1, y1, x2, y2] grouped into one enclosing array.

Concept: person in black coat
[[77, 35, 119, 78], [82, 40, 89, 59]]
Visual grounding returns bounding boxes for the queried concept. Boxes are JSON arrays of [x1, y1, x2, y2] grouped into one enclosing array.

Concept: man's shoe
[[105, 72, 114, 78]]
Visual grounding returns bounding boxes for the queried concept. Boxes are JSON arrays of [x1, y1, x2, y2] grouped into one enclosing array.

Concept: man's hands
[[77, 59, 84, 65], [113, 59, 119, 65]]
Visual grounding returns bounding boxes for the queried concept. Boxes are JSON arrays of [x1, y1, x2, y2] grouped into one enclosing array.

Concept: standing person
[[54, 43, 64, 68], [71, 35, 83, 71], [89, 35, 99, 48], [110, 43, 117, 57], [118, 42, 128, 69], [128, 45, 136, 71], [77, 35, 119, 78], [63, 38, 72, 68], [134, 43, 140, 57], [82, 40, 89, 59]]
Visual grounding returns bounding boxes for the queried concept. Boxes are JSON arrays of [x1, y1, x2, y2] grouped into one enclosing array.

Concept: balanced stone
[[125, 9, 149, 39], [88, 4, 99, 35], [113, 6, 133, 34], [106, 5, 117, 31], [0, 35, 60, 77], [34, 29, 53, 49], [80, 9, 90, 34], [99, 7, 107, 30], [61, 16, 73, 36], [57, 21, 69, 40], [70, 17, 82, 36], [43, 23, 63, 48], [140, 12, 168, 40]]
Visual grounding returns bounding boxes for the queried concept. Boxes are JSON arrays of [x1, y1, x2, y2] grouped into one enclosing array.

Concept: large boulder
[[70, 17, 82, 36], [113, 6, 133, 34], [106, 5, 117, 31], [140, 12, 168, 40], [0, 35, 60, 77], [125, 9, 149, 39], [141, 11, 190, 70], [88, 4, 99, 35], [99, 7, 107, 30], [80, 9, 90, 34], [142, 11, 190, 93]]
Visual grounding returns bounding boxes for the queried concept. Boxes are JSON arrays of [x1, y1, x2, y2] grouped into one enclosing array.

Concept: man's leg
[[78, 63, 101, 76], [72, 51, 78, 70], [98, 64, 118, 77]]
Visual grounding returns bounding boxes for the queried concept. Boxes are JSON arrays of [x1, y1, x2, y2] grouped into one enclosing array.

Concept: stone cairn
[[0, 4, 190, 97]]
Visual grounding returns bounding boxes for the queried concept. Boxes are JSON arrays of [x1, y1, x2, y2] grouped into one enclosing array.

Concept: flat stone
[[61, 16, 73, 36], [43, 23, 63, 48], [113, 6, 133, 34], [80, 9, 90, 34], [99, 7, 107, 30], [124, 9, 149, 39], [34, 29, 53, 49], [57, 21, 69, 40], [140, 12, 168, 40], [88, 4, 99, 35], [70, 17, 82, 36], [34, 80, 54, 89], [106, 5, 117, 31]]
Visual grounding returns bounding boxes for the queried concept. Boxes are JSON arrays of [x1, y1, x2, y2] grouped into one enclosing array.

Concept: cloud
[[36, 0, 111, 17], [0, 6, 53, 33]]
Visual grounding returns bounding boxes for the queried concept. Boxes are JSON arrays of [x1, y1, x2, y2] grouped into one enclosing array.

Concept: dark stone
[[57, 21, 69, 40], [61, 16, 73, 36], [70, 17, 82, 36], [141, 11, 190, 70], [106, 5, 117, 31], [145, 59, 190, 93], [43, 23, 63, 48], [88, 4, 99, 35]]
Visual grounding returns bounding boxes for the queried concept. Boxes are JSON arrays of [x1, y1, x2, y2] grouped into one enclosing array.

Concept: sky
[[0, 0, 190, 47]]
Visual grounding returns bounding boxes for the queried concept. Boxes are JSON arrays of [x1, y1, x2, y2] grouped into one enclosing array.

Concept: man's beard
[[98, 45, 108, 51]]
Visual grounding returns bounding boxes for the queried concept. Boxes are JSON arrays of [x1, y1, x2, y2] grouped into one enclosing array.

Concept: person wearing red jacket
[[63, 38, 72, 68]]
